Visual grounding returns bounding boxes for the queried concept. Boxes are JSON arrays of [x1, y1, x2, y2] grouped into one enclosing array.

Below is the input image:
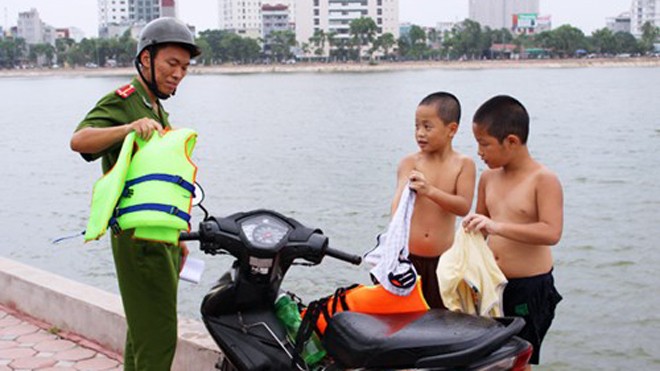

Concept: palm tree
[[309, 29, 326, 60], [377, 32, 396, 60], [640, 21, 660, 54], [349, 17, 378, 62]]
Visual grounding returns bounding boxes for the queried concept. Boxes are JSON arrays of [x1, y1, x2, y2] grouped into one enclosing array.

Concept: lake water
[[1, 66, 659, 370]]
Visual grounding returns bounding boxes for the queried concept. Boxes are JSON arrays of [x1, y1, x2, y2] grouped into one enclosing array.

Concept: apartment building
[[631, 0, 659, 36], [17, 8, 43, 45], [99, 0, 177, 38], [607, 12, 632, 34], [161, 0, 177, 18], [219, 0, 263, 38], [264, 0, 296, 24], [295, 0, 399, 46], [16, 8, 57, 45], [262, 4, 291, 38], [468, 0, 540, 30]]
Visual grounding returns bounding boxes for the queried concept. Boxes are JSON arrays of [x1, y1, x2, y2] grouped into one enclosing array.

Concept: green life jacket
[[85, 128, 198, 245]]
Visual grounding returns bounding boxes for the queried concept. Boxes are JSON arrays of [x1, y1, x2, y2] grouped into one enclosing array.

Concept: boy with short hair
[[391, 92, 476, 308], [463, 95, 563, 368]]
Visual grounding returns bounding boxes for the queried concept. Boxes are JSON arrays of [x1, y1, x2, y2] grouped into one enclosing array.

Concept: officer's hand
[[179, 241, 189, 273], [129, 118, 164, 140]]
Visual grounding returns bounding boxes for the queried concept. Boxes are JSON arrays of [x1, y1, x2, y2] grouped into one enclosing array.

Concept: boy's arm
[[474, 171, 489, 216], [409, 158, 476, 216], [391, 159, 412, 215], [465, 172, 564, 245]]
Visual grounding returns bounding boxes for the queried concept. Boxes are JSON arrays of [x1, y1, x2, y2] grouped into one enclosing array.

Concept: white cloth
[[436, 227, 508, 317], [364, 183, 418, 296]]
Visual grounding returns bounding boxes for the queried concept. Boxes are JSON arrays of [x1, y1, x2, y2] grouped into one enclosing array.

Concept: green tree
[[115, 30, 138, 66], [330, 37, 352, 61], [55, 37, 75, 66], [480, 28, 514, 58], [0, 37, 27, 68], [326, 31, 338, 62], [548, 25, 587, 57], [376, 32, 396, 60], [455, 19, 486, 59], [300, 42, 311, 60], [408, 25, 428, 59], [220, 33, 260, 63], [29, 43, 55, 66], [614, 31, 640, 54], [75, 38, 100, 66], [266, 30, 297, 62], [640, 21, 660, 53], [349, 17, 378, 61], [590, 28, 617, 55], [309, 29, 327, 58], [198, 29, 230, 63], [195, 37, 213, 65]]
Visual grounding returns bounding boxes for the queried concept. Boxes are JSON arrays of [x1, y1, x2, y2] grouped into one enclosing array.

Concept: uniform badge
[[116, 84, 136, 99]]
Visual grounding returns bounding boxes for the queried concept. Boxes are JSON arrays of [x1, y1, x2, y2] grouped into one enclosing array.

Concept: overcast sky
[[0, 0, 633, 37]]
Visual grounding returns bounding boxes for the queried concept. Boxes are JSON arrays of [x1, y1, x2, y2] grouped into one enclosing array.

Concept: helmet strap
[[135, 45, 171, 100]]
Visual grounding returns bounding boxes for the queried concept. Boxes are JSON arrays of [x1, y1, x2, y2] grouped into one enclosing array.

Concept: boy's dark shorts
[[409, 254, 446, 309], [503, 269, 562, 364]]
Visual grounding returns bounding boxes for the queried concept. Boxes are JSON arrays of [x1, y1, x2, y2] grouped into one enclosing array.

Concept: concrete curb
[[0, 257, 221, 370]]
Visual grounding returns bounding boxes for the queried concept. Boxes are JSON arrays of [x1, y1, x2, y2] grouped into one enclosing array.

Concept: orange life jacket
[[302, 277, 429, 334]]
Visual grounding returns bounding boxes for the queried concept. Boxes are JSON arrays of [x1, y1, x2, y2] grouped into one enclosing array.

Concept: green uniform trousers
[[112, 230, 181, 371]]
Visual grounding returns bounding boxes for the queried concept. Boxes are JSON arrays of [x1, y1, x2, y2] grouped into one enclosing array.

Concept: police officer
[[70, 17, 200, 370]]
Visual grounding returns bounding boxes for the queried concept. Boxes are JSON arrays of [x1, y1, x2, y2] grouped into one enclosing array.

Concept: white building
[[161, 0, 177, 18], [17, 8, 44, 45], [296, 0, 399, 47], [98, 0, 130, 29], [99, 0, 177, 38], [218, 0, 263, 38], [607, 12, 632, 34], [468, 0, 540, 30], [264, 0, 296, 24], [262, 4, 291, 38], [631, 0, 659, 36]]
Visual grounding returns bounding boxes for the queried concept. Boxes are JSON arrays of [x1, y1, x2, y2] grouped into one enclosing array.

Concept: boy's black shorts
[[409, 254, 446, 309], [503, 270, 562, 364]]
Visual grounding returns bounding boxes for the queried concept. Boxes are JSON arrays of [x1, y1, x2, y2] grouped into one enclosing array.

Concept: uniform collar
[[131, 76, 161, 111]]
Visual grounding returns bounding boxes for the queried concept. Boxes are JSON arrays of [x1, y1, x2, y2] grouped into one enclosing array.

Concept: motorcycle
[[181, 203, 532, 371]]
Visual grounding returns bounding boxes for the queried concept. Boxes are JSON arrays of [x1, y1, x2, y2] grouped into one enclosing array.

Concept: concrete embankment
[[0, 257, 221, 370], [1, 57, 659, 79]]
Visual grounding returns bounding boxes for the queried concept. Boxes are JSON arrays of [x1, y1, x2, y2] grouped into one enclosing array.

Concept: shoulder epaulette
[[115, 84, 136, 99]]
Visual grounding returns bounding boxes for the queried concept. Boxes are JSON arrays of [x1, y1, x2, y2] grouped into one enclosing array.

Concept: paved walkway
[[0, 304, 122, 371]]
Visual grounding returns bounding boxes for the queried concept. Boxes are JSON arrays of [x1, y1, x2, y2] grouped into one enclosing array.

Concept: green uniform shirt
[[76, 77, 171, 173]]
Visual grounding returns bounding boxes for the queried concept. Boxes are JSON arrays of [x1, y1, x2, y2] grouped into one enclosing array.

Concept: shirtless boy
[[392, 92, 476, 308], [463, 95, 563, 368]]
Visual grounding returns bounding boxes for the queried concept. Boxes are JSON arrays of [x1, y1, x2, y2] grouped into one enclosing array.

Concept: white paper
[[180, 257, 205, 284]]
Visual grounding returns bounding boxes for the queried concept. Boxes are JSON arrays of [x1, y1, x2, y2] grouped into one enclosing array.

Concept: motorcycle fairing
[[203, 310, 294, 371]]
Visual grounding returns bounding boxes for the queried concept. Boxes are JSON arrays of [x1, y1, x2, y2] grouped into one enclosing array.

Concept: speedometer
[[253, 224, 287, 245], [240, 215, 291, 248]]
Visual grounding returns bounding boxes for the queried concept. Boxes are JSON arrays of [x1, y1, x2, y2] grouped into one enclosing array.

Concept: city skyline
[[0, 0, 636, 37]]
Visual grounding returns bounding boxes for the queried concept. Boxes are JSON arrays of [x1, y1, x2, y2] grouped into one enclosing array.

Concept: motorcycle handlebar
[[325, 247, 362, 265], [181, 230, 362, 265], [179, 231, 200, 241]]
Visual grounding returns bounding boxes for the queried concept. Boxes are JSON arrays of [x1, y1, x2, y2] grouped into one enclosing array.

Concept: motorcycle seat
[[322, 309, 523, 369]]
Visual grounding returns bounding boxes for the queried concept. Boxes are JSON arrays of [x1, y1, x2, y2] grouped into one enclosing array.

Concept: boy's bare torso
[[398, 152, 468, 257], [482, 165, 554, 278]]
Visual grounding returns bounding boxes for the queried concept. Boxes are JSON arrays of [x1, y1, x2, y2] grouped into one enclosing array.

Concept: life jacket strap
[[123, 173, 196, 196], [109, 203, 191, 234]]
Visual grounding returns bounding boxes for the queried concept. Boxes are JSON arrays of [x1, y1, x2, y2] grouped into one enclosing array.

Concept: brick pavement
[[0, 304, 122, 371]]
